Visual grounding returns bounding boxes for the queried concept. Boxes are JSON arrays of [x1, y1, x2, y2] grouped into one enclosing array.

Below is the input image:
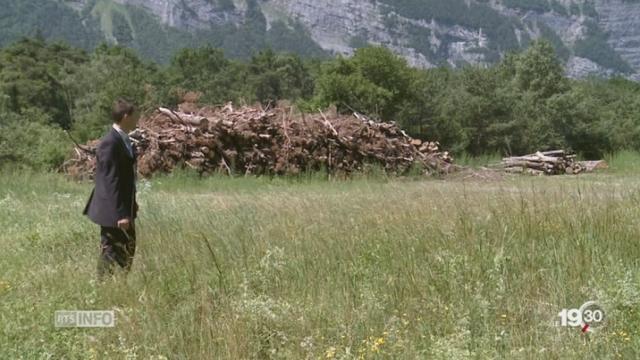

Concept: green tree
[[0, 37, 88, 129], [165, 46, 248, 105], [312, 47, 412, 120], [512, 40, 569, 100], [248, 49, 314, 104], [396, 68, 459, 146], [67, 44, 159, 141], [484, 41, 572, 155], [0, 108, 69, 170]]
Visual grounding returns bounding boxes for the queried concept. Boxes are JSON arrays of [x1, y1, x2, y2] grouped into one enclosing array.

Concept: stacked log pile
[[62, 103, 456, 179], [502, 150, 607, 175]]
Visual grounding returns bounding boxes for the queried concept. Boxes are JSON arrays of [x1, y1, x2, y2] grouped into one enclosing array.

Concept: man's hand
[[117, 218, 131, 231]]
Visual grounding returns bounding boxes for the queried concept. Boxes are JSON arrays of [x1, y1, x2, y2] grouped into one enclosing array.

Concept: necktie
[[122, 134, 133, 157]]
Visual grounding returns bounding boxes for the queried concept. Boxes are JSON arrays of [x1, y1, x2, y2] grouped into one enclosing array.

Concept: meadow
[[1, 153, 640, 359]]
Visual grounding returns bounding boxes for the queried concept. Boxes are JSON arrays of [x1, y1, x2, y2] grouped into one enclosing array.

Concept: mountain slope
[[0, 0, 326, 63], [262, 0, 639, 78], [1, 0, 639, 79]]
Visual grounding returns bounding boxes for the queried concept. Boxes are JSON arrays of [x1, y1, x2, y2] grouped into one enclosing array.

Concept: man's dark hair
[[112, 98, 137, 123]]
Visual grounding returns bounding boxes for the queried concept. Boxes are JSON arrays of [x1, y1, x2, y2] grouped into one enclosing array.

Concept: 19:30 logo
[[557, 301, 606, 333]]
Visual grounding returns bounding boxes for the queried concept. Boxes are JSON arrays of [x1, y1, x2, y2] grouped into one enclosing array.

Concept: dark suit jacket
[[83, 127, 138, 228]]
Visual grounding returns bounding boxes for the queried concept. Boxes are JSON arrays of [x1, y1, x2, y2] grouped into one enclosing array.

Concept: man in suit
[[83, 98, 140, 279]]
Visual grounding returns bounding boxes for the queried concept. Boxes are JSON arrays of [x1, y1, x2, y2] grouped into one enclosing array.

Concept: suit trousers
[[97, 220, 136, 279]]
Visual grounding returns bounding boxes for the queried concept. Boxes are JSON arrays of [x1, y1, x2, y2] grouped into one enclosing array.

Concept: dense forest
[[1, 36, 639, 171]]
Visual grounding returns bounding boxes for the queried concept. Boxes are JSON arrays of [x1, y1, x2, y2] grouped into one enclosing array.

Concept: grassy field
[[1, 154, 640, 359]]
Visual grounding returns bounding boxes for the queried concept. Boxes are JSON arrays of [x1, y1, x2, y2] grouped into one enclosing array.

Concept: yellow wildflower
[[371, 337, 385, 353]]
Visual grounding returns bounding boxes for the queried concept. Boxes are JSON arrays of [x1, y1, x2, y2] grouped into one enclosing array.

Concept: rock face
[[263, 0, 490, 69], [565, 57, 613, 79], [595, 0, 640, 80], [75, 0, 640, 79], [113, 0, 241, 29]]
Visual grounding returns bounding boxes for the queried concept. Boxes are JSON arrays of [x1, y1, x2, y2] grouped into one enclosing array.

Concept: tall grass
[[604, 150, 640, 174], [1, 158, 639, 359], [454, 152, 503, 168]]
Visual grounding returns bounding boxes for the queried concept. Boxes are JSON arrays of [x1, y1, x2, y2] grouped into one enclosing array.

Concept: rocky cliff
[[28, 0, 640, 79]]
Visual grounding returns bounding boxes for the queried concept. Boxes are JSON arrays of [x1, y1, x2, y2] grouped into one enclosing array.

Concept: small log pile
[[62, 103, 456, 179], [502, 150, 607, 175]]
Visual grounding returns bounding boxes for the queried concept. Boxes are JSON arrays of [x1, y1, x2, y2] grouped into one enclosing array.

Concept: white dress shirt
[[112, 123, 133, 157]]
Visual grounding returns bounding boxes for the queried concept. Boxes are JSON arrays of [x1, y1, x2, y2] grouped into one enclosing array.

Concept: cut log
[[502, 150, 605, 176], [578, 160, 608, 172], [158, 107, 208, 127]]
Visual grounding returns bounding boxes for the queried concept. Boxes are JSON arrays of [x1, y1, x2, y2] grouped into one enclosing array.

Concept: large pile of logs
[[62, 103, 456, 179], [502, 150, 607, 175]]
